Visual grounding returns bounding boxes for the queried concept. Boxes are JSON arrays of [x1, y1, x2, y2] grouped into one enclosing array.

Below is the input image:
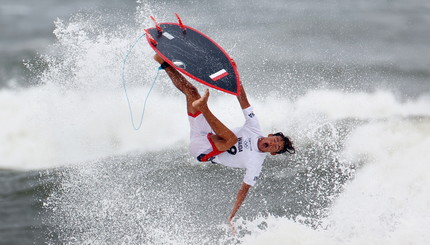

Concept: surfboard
[[145, 15, 241, 95]]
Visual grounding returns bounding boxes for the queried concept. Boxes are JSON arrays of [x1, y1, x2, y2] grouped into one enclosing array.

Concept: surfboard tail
[[144, 29, 157, 46]]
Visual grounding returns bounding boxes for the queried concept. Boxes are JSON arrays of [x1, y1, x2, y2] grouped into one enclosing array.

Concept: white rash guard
[[212, 106, 267, 186]]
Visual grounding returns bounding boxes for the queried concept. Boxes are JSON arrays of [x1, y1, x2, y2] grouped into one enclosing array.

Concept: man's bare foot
[[153, 54, 164, 64], [192, 89, 209, 111]]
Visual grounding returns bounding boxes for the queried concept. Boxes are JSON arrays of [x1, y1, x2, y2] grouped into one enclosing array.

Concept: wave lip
[[295, 90, 430, 120]]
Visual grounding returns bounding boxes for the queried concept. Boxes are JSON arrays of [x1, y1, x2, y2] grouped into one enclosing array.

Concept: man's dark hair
[[273, 132, 295, 154]]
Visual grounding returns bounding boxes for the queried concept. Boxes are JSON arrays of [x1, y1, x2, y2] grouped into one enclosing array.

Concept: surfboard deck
[[145, 21, 240, 95]]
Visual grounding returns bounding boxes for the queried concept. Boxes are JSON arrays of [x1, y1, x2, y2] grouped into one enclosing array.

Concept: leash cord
[[121, 33, 160, 130]]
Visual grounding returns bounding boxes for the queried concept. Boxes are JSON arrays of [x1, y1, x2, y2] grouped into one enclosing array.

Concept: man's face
[[258, 135, 285, 155]]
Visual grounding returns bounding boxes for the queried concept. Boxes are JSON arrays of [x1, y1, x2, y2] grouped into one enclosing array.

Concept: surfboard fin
[[144, 29, 157, 46], [175, 13, 186, 33], [150, 16, 163, 34]]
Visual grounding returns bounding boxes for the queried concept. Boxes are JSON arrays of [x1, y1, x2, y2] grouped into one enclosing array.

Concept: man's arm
[[237, 84, 251, 110], [228, 182, 251, 233]]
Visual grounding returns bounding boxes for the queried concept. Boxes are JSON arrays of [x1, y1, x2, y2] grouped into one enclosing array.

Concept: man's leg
[[154, 54, 237, 151], [192, 89, 237, 151], [154, 54, 200, 115]]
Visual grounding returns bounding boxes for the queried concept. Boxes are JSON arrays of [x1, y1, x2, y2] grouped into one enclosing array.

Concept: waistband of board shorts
[[188, 111, 202, 118]]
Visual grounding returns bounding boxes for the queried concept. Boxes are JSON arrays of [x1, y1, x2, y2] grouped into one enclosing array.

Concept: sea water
[[1, 0, 429, 244]]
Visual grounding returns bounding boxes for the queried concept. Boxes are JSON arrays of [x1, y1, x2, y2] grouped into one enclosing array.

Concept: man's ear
[[270, 152, 277, 156], [268, 134, 273, 137]]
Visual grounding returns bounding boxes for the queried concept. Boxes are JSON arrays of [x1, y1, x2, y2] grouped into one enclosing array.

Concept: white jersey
[[212, 107, 266, 186]]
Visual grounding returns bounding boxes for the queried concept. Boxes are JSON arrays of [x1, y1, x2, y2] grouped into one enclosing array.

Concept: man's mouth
[[263, 143, 269, 148]]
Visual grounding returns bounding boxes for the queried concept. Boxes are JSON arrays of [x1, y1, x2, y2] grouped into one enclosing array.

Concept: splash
[[238, 118, 430, 245], [31, 3, 430, 244]]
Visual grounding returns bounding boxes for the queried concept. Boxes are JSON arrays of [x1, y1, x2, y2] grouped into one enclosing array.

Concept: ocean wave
[[1, 85, 429, 172]]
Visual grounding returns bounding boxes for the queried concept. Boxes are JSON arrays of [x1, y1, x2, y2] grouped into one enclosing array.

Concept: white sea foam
[[15, 2, 430, 244], [240, 118, 430, 245], [1, 84, 428, 171], [1, 82, 429, 171], [294, 90, 430, 120], [2, 1, 429, 172]]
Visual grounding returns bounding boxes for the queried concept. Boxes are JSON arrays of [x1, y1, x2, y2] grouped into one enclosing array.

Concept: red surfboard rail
[[145, 17, 241, 96]]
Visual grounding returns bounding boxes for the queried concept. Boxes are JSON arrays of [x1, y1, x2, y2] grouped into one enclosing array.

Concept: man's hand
[[236, 84, 250, 109], [228, 182, 251, 235], [228, 214, 237, 235]]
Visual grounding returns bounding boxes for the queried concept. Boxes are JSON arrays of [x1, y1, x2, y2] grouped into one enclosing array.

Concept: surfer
[[154, 54, 295, 233]]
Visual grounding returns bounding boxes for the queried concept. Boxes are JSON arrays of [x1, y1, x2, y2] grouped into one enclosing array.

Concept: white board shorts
[[188, 112, 222, 161]]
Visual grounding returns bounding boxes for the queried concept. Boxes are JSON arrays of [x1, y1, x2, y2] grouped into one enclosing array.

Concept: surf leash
[[121, 32, 160, 130]]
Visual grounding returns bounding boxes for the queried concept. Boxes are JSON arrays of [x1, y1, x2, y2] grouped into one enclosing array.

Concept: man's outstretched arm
[[237, 84, 251, 110], [228, 182, 251, 233]]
